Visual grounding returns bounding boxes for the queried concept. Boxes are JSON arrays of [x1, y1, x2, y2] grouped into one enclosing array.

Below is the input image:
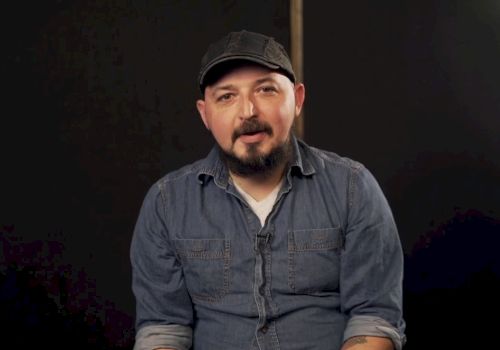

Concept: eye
[[259, 85, 278, 94], [216, 93, 234, 102]]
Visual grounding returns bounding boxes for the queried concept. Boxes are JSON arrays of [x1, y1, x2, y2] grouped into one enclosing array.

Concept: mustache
[[232, 119, 273, 143]]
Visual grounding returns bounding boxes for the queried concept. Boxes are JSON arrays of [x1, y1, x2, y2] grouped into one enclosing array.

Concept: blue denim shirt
[[131, 137, 406, 350]]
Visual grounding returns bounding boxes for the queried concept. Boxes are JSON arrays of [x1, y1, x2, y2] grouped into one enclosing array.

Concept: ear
[[196, 99, 209, 129], [293, 83, 305, 117]]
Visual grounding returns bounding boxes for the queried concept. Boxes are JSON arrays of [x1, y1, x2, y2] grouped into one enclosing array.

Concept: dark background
[[1, 1, 499, 348]]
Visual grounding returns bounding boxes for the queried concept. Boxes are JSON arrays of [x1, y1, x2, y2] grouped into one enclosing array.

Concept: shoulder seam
[[308, 146, 365, 172], [157, 161, 205, 184]]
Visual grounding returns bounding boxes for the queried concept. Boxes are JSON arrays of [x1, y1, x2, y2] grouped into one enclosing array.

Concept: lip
[[238, 131, 267, 144]]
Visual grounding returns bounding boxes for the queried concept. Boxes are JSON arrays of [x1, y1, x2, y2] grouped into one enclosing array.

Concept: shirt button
[[261, 325, 268, 334]]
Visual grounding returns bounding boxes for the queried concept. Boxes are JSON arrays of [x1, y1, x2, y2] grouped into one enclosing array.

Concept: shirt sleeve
[[130, 181, 194, 349], [341, 164, 406, 349], [134, 324, 192, 350]]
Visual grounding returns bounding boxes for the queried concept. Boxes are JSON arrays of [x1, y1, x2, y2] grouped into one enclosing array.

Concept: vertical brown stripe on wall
[[290, 0, 304, 139]]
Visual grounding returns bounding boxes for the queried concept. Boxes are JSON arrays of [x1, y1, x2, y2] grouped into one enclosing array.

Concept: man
[[131, 30, 406, 350]]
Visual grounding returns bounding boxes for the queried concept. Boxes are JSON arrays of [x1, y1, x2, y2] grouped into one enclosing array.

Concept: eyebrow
[[211, 84, 237, 96], [210, 76, 279, 96]]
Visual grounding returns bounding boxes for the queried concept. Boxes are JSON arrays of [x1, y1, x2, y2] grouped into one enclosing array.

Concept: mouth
[[242, 129, 265, 136], [237, 130, 268, 143], [233, 121, 273, 143]]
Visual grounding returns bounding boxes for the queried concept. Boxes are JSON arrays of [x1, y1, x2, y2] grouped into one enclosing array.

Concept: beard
[[219, 119, 293, 177]]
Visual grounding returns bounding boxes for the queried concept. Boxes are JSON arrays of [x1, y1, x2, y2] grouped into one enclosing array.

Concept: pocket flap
[[290, 228, 342, 251], [174, 239, 228, 259]]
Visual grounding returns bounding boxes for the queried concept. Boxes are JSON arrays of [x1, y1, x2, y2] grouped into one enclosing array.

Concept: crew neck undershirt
[[232, 179, 283, 227]]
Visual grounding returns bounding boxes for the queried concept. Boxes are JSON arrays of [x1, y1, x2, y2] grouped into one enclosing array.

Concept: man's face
[[196, 65, 305, 175]]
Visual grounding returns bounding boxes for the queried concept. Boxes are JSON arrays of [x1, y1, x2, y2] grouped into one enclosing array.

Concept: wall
[[0, 1, 289, 348], [1, 1, 499, 348], [305, 1, 500, 348]]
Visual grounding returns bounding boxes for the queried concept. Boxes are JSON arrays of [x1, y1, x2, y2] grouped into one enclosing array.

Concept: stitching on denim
[[291, 227, 341, 233], [176, 239, 231, 303], [264, 243, 279, 316], [351, 162, 364, 205], [348, 167, 355, 209], [157, 181, 172, 241], [293, 241, 338, 251], [287, 232, 295, 293], [290, 228, 341, 252], [163, 166, 196, 183], [288, 229, 341, 294], [270, 321, 281, 349], [177, 250, 225, 259], [223, 239, 231, 295]]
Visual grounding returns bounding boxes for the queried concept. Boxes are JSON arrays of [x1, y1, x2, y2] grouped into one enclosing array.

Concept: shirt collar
[[289, 135, 316, 176], [196, 134, 316, 187]]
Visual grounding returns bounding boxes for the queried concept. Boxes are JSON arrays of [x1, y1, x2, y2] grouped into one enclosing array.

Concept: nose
[[239, 95, 256, 120]]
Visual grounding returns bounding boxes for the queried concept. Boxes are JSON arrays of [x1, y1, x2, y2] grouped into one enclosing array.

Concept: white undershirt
[[232, 179, 283, 227]]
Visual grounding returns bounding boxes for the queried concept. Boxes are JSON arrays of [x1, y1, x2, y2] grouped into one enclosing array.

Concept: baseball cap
[[198, 30, 296, 91]]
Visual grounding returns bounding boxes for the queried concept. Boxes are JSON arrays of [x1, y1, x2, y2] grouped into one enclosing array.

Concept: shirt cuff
[[134, 324, 193, 350], [343, 315, 406, 350]]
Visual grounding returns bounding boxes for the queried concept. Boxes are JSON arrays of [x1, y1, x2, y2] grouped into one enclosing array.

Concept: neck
[[230, 162, 286, 201]]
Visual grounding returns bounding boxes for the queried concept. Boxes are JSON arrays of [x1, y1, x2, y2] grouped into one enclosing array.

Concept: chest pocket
[[288, 227, 343, 294], [174, 239, 230, 303]]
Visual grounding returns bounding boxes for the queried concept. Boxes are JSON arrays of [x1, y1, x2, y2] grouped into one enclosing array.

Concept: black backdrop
[[1, 1, 499, 348]]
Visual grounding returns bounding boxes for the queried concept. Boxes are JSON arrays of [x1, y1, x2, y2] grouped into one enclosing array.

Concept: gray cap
[[198, 30, 296, 91]]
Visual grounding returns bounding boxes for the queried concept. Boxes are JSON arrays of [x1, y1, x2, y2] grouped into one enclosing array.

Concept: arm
[[340, 165, 406, 350], [133, 324, 192, 350], [131, 182, 194, 350], [341, 336, 394, 350]]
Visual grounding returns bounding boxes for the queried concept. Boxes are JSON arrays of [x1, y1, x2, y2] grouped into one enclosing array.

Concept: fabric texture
[[130, 136, 406, 350]]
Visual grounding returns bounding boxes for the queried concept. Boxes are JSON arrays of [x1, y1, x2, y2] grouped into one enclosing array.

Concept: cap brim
[[199, 55, 281, 87]]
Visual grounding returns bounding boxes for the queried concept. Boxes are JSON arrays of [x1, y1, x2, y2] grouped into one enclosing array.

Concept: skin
[[341, 336, 394, 350], [196, 64, 305, 200]]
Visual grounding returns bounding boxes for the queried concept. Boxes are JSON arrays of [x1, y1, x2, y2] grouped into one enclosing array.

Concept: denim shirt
[[131, 137, 406, 350]]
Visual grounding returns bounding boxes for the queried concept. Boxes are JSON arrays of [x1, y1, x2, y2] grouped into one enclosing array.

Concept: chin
[[238, 144, 270, 160]]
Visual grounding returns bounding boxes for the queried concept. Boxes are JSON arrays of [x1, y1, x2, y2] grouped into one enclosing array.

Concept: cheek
[[207, 118, 234, 145], [275, 104, 296, 132]]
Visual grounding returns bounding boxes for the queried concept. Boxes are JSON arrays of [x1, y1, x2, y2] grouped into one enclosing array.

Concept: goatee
[[220, 135, 293, 178]]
